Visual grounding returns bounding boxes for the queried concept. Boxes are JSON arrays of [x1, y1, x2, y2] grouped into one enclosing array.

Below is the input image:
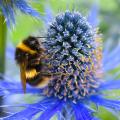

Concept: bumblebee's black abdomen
[[26, 73, 51, 87], [27, 54, 42, 68]]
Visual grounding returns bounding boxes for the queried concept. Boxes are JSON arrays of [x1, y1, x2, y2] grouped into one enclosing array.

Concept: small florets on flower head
[[43, 11, 102, 103]]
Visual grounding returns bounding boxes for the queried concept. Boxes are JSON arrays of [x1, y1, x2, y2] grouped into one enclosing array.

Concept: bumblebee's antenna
[[36, 37, 49, 38], [36, 37, 54, 38]]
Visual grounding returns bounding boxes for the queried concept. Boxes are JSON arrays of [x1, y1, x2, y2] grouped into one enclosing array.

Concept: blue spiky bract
[[0, 0, 40, 27], [43, 11, 102, 103]]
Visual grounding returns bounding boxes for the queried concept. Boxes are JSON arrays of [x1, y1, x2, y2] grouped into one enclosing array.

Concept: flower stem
[[0, 15, 6, 74], [0, 15, 7, 117]]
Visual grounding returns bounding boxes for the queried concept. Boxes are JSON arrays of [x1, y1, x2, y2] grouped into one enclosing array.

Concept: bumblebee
[[15, 36, 52, 92]]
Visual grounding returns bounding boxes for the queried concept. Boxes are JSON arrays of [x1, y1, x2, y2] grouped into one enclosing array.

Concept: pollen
[[43, 11, 102, 103], [25, 69, 37, 79]]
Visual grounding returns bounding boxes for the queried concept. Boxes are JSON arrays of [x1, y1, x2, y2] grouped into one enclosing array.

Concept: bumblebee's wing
[[20, 62, 26, 93]]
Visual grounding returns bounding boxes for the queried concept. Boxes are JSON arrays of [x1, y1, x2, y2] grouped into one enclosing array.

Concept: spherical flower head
[[44, 11, 102, 103]]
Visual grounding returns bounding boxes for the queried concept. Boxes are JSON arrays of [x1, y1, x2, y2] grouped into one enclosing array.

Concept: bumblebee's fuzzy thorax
[[43, 11, 102, 103]]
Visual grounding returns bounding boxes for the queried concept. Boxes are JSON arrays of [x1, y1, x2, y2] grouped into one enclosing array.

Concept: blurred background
[[0, 0, 120, 119]]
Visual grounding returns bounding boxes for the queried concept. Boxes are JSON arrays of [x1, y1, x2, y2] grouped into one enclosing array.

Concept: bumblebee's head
[[15, 36, 43, 64]]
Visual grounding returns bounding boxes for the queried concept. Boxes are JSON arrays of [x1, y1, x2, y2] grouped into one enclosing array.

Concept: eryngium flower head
[[1, 10, 120, 120], [0, 0, 40, 26], [43, 11, 102, 103]]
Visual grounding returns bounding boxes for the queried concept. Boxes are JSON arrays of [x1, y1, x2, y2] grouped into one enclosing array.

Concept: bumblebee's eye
[[23, 36, 41, 51], [15, 48, 28, 64], [25, 53, 29, 57], [30, 40, 37, 45]]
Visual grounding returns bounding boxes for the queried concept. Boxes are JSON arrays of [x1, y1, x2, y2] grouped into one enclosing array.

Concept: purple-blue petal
[[0, 1, 11, 26], [90, 95, 120, 111], [0, 80, 42, 95], [103, 45, 120, 64], [1, 97, 56, 119], [99, 80, 120, 90], [57, 103, 74, 120], [72, 103, 94, 120], [37, 100, 64, 120], [43, 5, 53, 27], [0, 0, 40, 27], [6, 3, 15, 24], [3, 107, 40, 120], [14, 0, 40, 18], [103, 45, 120, 71], [87, 2, 99, 28], [6, 42, 15, 60]]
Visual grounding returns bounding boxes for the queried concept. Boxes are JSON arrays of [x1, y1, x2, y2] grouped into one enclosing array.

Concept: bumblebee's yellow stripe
[[17, 42, 37, 54], [25, 69, 38, 79]]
